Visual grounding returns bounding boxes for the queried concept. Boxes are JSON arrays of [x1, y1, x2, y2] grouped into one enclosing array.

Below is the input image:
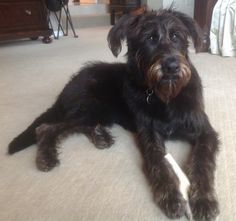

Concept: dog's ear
[[107, 14, 139, 57], [171, 11, 202, 52]]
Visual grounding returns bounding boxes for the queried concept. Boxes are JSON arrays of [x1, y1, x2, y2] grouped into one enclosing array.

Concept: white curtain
[[210, 0, 236, 57]]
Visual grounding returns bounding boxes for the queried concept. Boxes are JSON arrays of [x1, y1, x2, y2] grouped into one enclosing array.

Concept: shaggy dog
[[8, 9, 219, 221]]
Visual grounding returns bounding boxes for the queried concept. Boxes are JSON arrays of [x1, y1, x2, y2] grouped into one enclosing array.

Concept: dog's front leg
[[137, 127, 186, 219], [187, 116, 220, 221]]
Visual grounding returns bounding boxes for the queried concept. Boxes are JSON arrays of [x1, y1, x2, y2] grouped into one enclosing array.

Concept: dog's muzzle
[[146, 55, 191, 103], [162, 56, 181, 77]]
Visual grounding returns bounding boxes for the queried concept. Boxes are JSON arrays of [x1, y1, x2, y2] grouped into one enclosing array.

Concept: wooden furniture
[[0, 0, 53, 43], [194, 0, 217, 52], [47, 0, 78, 39], [110, 0, 141, 25]]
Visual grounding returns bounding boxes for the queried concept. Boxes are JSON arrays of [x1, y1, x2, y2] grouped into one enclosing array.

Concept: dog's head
[[108, 9, 201, 103]]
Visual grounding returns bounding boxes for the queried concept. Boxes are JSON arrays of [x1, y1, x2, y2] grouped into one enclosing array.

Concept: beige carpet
[[0, 27, 236, 221]]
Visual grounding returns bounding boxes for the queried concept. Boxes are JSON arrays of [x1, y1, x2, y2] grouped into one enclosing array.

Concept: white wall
[[147, 0, 194, 17], [163, 0, 194, 17], [146, 0, 162, 10]]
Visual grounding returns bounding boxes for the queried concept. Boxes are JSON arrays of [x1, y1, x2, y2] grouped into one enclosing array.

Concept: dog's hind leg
[[35, 123, 62, 172], [83, 125, 114, 149], [35, 122, 114, 172]]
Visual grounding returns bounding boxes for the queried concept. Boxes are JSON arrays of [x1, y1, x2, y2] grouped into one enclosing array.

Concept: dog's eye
[[147, 35, 158, 43], [170, 33, 179, 42]]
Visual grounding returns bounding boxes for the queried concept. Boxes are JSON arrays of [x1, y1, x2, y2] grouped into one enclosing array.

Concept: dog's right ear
[[107, 14, 139, 57]]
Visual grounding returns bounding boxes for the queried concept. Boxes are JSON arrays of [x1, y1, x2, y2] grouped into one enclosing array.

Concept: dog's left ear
[[107, 14, 139, 57], [172, 11, 202, 52]]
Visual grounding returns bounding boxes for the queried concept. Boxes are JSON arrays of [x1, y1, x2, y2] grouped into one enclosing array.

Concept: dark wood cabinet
[[110, 0, 141, 25], [194, 0, 217, 52], [0, 0, 53, 43]]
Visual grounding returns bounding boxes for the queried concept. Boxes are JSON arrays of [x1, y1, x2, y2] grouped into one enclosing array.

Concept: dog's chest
[[154, 118, 176, 139], [153, 108, 177, 138], [148, 104, 185, 139]]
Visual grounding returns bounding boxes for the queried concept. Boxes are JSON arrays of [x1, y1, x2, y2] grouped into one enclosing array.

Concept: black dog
[[8, 9, 219, 221]]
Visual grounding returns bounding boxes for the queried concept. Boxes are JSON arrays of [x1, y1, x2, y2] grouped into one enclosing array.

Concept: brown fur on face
[[146, 55, 191, 103]]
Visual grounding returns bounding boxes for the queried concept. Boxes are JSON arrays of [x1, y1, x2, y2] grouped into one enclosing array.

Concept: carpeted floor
[[0, 26, 236, 221]]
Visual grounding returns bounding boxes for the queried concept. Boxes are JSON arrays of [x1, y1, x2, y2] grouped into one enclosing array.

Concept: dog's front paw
[[190, 195, 219, 221], [156, 188, 187, 219]]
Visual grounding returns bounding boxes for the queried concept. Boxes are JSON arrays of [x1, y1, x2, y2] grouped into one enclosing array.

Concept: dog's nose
[[162, 57, 180, 74]]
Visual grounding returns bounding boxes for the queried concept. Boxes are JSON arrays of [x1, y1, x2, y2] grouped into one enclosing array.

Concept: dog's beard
[[146, 60, 191, 103]]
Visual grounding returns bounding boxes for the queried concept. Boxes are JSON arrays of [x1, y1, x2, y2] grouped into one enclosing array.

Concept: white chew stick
[[165, 153, 190, 200], [164, 153, 193, 221]]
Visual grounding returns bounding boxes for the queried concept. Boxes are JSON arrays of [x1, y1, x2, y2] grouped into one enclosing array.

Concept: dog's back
[[58, 62, 135, 129], [8, 62, 135, 154]]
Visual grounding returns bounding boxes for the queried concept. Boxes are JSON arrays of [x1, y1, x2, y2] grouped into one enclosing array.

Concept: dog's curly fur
[[8, 9, 219, 221]]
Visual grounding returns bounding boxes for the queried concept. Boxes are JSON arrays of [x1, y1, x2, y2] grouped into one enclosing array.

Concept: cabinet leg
[[111, 9, 115, 25], [30, 37, 39, 41], [42, 36, 52, 44]]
